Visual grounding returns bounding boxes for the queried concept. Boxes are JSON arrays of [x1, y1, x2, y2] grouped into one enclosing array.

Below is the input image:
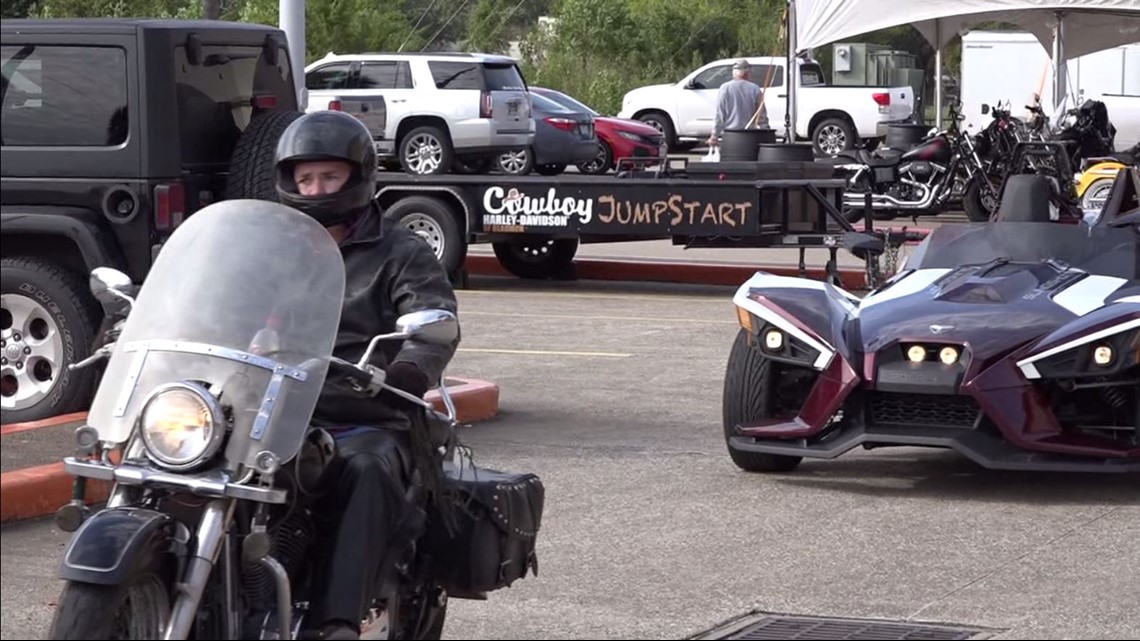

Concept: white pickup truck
[[617, 56, 915, 155]]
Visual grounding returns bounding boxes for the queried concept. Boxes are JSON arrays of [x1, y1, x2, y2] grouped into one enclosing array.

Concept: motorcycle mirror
[[395, 309, 459, 345], [89, 267, 136, 308]]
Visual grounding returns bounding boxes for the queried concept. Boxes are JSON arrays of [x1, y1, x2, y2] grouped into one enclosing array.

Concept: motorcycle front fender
[[1076, 161, 1125, 195], [58, 506, 189, 586]]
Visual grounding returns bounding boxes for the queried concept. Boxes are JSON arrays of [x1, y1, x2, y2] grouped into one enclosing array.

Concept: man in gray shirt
[[709, 59, 768, 148]]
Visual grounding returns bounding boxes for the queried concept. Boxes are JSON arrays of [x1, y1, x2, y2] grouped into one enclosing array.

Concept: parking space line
[[458, 348, 632, 357], [459, 311, 736, 324], [457, 289, 729, 304]]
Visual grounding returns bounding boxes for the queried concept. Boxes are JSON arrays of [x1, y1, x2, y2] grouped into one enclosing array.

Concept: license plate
[[579, 124, 591, 136], [508, 101, 519, 115]]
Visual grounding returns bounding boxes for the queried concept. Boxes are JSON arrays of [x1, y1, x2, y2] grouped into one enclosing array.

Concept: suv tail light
[[872, 92, 890, 114], [545, 117, 577, 132], [480, 91, 493, 118], [154, 182, 185, 232], [328, 99, 343, 111], [253, 94, 278, 110]]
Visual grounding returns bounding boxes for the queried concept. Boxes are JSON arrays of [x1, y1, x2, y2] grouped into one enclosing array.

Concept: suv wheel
[[497, 148, 534, 175], [400, 126, 454, 175], [1, 257, 99, 424]]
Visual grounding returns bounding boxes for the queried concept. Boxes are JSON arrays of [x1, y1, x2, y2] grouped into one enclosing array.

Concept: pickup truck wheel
[[812, 118, 855, 156], [492, 238, 579, 280], [1, 257, 99, 425], [722, 329, 805, 473], [400, 127, 454, 175], [224, 109, 304, 201], [384, 196, 466, 275], [637, 113, 676, 150]]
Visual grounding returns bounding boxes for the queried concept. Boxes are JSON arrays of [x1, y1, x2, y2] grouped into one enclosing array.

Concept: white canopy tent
[[784, 0, 1140, 141]]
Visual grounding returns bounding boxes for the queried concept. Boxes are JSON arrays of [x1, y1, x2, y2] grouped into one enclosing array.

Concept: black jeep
[[1, 18, 306, 423]]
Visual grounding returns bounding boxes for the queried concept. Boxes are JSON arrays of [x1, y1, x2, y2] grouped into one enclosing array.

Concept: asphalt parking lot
[[2, 275, 1138, 640]]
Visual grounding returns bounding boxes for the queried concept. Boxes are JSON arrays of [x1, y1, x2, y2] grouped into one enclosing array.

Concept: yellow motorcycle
[[1076, 142, 1138, 211]]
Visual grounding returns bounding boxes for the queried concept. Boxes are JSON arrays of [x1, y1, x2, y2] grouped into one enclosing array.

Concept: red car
[[530, 87, 666, 175]]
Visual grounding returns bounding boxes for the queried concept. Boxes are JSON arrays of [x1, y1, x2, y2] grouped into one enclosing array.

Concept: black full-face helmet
[[274, 110, 378, 227]]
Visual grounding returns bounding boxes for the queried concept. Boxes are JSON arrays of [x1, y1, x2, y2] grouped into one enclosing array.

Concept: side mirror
[[89, 267, 135, 308], [981, 104, 990, 115], [396, 309, 459, 345]]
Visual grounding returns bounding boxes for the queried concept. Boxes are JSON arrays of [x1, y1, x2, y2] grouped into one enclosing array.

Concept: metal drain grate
[[710, 614, 985, 640]]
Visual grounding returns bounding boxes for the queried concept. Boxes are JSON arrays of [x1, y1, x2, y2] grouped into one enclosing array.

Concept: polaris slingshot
[[722, 170, 1140, 474]]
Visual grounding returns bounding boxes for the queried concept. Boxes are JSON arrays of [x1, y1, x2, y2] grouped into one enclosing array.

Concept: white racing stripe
[[1051, 275, 1128, 316]]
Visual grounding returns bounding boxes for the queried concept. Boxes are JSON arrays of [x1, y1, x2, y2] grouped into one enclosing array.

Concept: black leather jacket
[[311, 204, 459, 428]]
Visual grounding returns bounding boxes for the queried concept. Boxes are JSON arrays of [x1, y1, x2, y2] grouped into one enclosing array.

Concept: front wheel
[[722, 328, 806, 473], [48, 555, 173, 639], [962, 175, 999, 222]]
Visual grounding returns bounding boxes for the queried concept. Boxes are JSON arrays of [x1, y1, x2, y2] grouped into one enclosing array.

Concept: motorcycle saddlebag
[[424, 462, 545, 595]]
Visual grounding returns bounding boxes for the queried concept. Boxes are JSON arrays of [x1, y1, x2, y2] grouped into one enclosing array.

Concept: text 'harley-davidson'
[[46, 199, 545, 640]]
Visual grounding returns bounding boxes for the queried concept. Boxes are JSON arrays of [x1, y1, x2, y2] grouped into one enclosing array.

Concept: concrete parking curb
[[0, 377, 500, 523], [464, 254, 872, 290]]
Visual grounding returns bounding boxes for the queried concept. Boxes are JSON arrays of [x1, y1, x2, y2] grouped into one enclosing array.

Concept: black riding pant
[[306, 426, 412, 629]]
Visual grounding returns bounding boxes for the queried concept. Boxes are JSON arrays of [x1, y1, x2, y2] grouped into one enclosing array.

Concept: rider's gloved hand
[[382, 361, 430, 410]]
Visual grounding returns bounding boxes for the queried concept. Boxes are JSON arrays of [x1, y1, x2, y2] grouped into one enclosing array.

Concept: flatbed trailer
[[372, 155, 925, 288]]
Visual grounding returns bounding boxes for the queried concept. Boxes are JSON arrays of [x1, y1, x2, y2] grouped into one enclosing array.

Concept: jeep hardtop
[[1, 18, 305, 423]]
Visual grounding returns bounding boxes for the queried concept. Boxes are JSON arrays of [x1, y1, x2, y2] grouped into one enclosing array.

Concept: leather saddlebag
[[424, 462, 545, 595]]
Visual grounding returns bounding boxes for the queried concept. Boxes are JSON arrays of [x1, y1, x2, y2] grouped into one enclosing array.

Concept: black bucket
[[757, 142, 815, 162], [884, 123, 933, 150], [719, 128, 777, 161]]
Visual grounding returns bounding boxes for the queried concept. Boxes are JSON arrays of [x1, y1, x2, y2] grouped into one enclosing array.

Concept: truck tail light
[[873, 92, 890, 114]]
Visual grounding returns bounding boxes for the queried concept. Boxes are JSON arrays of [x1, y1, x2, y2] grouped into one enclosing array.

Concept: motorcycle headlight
[[139, 382, 226, 470]]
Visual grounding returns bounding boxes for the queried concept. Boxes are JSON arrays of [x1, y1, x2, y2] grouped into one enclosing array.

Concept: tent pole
[[1053, 11, 1067, 113], [280, 0, 307, 109], [934, 19, 942, 129], [786, 0, 797, 143]]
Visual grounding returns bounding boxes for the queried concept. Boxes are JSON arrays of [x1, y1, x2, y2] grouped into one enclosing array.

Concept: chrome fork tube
[[163, 498, 234, 640]]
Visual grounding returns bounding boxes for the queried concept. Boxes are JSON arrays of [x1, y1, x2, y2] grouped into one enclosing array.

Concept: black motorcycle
[[46, 199, 545, 640], [834, 106, 994, 223]]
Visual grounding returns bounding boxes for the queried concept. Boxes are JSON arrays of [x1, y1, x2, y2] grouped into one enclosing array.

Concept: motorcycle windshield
[[904, 222, 1139, 281], [87, 199, 346, 470]]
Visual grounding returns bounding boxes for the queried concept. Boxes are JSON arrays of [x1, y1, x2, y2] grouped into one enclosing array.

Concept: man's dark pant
[[306, 426, 413, 630]]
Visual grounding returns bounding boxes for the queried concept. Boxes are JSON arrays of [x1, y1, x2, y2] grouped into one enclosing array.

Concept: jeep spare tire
[[1, 257, 100, 425], [224, 109, 304, 201]]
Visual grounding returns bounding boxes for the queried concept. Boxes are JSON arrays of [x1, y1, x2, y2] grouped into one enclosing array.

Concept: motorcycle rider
[[271, 110, 460, 640]]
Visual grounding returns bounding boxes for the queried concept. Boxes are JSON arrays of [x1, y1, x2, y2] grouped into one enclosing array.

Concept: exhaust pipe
[[842, 177, 938, 210]]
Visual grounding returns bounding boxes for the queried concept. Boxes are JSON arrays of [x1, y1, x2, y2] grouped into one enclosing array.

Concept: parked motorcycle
[[834, 114, 994, 223], [46, 199, 544, 640], [1075, 142, 1138, 212], [960, 100, 1026, 221]]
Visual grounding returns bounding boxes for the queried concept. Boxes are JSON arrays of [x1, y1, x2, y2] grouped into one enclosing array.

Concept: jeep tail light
[[480, 91, 493, 118], [154, 183, 185, 232], [872, 92, 890, 114], [545, 117, 576, 132], [328, 99, 342, 111], [253, 94, 278, 109]]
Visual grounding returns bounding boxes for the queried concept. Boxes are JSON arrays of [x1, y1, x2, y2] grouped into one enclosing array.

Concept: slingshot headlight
[[939, 346, 960, 365], [140, 382, 225, 470], [907, 345, 927, 363], [1092, 345, 1113, 366], [764, 329, 784, 350]]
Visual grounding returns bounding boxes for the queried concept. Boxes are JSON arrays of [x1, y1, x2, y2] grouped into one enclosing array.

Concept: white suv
[[304, 52, 535, 174]]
